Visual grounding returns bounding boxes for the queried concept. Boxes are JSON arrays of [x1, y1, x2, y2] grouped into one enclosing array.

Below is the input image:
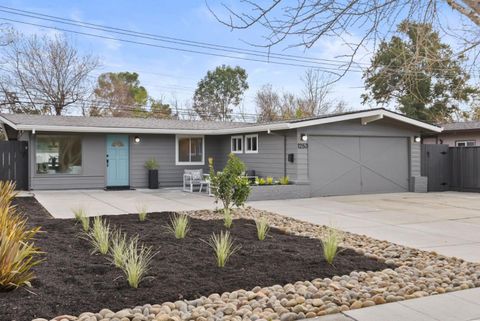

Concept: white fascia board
[[361, 114, 383, 125], [0, 115, 18, 130], [287, 109, 443, 133]]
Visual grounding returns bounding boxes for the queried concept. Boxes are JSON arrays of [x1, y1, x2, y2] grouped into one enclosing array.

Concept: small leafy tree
[[209, 154, 250, 221]]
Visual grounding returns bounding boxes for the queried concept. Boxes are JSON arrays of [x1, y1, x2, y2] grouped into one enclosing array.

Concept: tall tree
[[362, 21, 478, 123], [149, 98, 174, 119], [210, 1, 480, 76], [0, 33, 99, 115], [193, 65, 249, 121], [92, 72, 148, 117]]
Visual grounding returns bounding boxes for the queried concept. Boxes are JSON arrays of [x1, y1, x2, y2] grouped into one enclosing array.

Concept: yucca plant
[[207, 231, 240, 268], [255, 217, 270, 241], [87, 216, 111, 255], [137, 204, 148, 222], [321, 226, 342, 265], [0, 181, 43, 290], [166, 213, 190, 239], [121, 236, 156, 288], [110, 229, 128, 268]]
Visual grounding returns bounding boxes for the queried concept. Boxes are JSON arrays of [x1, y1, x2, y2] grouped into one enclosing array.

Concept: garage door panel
[[360, 137, 409, 191], [309, 136, 409, 197]]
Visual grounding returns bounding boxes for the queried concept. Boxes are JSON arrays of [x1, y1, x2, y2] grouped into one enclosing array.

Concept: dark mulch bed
[[1, 198, 390, 321]]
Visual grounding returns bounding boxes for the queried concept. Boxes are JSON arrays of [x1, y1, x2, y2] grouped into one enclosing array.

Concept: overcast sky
[[0, 0, 473, 118]]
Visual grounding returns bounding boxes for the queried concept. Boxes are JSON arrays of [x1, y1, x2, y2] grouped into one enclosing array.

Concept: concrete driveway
[[33, 188, 218, 218], [249, 192, 480, 263]]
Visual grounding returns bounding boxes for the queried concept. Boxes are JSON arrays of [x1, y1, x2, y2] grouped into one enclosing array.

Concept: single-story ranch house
[[0, 108, 441, 197]]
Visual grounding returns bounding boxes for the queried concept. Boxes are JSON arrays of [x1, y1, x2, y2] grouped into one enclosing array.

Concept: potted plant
[[144, 158, 159, 189]]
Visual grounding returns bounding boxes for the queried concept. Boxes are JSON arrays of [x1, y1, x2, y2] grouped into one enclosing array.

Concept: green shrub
[[121, 236, 156, 288], [257, 177, 266, 185], [321, 226, 342, 265], [207, 230, 240, 268], [167, 213, 190, 239], [110, 229, 127, 268], [279, 176, 290, 185], [144, 158, 159, 170], [266, 177, 274, 185], [0, 181, 42, 290], [255, 217, 270, 241], [209, 154, 250, 227], [87, 216, 111, 255], [137, 204, 148, 222]]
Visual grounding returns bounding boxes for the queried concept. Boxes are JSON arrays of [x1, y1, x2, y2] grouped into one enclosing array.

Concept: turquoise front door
[[106, 134, 129, 187]]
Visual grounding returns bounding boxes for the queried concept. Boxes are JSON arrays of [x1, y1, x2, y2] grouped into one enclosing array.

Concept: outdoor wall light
[[414, 136, 421, 143], [134, 136, 141, 143], [300, 133, 308, 142]]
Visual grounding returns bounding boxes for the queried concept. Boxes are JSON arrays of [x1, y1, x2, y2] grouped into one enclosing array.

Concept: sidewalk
[[306, 285, 480, 321]]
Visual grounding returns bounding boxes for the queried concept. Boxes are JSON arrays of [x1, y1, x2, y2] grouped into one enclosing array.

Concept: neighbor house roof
[[440, 121, 480, 132], [0, 108, 442, 135]]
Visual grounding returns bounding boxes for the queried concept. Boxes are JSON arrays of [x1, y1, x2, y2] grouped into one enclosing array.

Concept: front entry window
[[36, 135, 82, 174], [176, 136, 204, 165]]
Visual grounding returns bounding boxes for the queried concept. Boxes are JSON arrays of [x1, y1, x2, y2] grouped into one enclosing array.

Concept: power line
[[0, 17, 361, 75], [0, 5, 369, 68]]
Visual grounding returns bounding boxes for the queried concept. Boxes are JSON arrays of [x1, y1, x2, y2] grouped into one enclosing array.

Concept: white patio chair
[[183, 169, 207, 193]]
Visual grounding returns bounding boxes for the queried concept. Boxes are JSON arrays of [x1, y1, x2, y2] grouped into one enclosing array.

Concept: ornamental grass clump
[[0, 181, 42, 290], [321, 226, 342, 265], [87, 216, 111, 255], [207, 230, 240, 268], [110, 229, 128, 268], [255, 217, 270, 241], [167, 213, 190, 239], [279, 176, 290, 185], [121, 236, 156, 288], [72, 207, 89, 232], [223, 210, 233, 228], [137, 204, 148, 222]]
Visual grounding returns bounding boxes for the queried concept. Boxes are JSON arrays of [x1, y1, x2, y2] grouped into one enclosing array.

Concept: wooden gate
[[421, 144, 450, 191], [0, 141, 28, 190]]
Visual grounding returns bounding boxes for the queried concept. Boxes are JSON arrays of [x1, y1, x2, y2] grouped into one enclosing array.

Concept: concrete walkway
[[33, 188, 218, 218], [249, 192, 480, 262], [307, 288, 480, 321]]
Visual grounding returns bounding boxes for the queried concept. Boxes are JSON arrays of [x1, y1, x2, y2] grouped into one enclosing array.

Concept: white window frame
[[455, 140, 476, 147], [231, 135, 244, 154], [245, 134, 259, 154], [175, 135, 205, 165]]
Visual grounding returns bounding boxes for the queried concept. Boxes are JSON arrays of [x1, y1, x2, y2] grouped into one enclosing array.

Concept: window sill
[[245, 150, 258, 154], [231, 150, 244, 154], [176, 161, 205, 166]]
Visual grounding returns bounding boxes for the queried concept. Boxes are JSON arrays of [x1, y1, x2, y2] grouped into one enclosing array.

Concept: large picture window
[[176, 135, 204, 165], [36, 135, 82, 174]]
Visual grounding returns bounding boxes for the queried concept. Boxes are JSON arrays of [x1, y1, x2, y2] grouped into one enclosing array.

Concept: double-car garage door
[[308, 136, 409, 196]]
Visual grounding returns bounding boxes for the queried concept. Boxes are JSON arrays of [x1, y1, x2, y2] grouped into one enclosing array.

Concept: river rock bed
[[40, 207, 480, 321]]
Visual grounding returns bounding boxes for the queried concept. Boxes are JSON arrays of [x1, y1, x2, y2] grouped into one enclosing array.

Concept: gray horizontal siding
[[129, 135, 224, 188]]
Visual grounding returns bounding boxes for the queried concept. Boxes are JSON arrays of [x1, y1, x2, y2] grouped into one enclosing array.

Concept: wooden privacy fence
[[0, 141, 28, 190], [421, 144, 480, 192]]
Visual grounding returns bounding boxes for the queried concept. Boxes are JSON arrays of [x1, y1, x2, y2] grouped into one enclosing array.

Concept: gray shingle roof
[[441, 121, 480, 131], [0, 113, 253, 130]]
